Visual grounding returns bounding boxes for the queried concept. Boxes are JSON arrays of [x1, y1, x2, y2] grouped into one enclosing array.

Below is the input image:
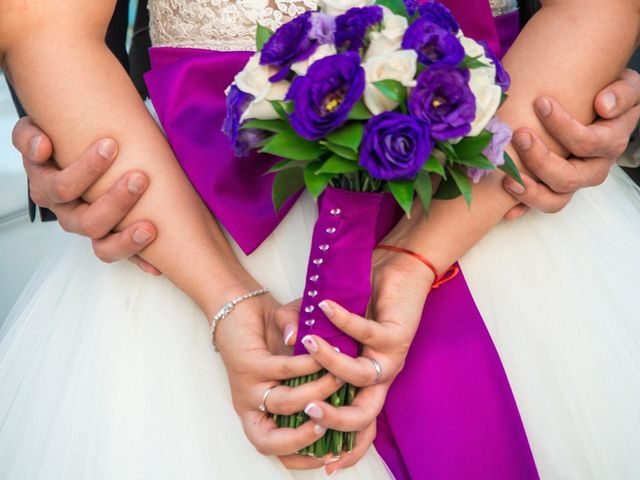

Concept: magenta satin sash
[[144, 3, 539, 478]]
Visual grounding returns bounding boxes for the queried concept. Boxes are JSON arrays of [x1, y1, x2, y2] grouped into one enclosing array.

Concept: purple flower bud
[[418, 1, 460, 34], [478, 40, 511, 92], [402, 18, 464, 66], [408, 64, 476, 141], [335, 6, 384, 51], [261, 12, 319, 82], [286, 52, 365, 140], [359, 112, 434, 181], [467, 117, 512, 183]]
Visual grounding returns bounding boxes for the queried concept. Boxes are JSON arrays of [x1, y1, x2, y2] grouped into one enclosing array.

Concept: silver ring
[[259, 386, 277, 413], [367, 357, 382, 385]]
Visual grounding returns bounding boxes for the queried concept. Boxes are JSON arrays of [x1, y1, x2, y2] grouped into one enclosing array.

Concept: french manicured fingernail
[[505, 179, 526, 195], [283, 324, 295, 346], [133, 228, 153, 245], [314, 423, 327, 435], [602, 92, 617, 113], [318, 301, 334, 317], [30, 135, 42, 158], [302, 335, 318, 353], [128, 174, 147, 194], [304, 402, 323, 419], [536, 98, 552, 117], [97, 139, 117, 160], [324, 456, 341, 465], [514, 133, 532, 151], [328, 468, 341, 477]]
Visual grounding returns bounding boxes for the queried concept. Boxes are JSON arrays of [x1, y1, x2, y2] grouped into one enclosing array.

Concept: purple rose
[[479, 40, 511, 92], [408, 65, 476, 141], [467, 117, 512, 183], [359, 112, 433, 181], [335, 6, 384, 51], [286, 52, 365, 140], [309, 12, 336, 44], [223, 86, 269, 156], [261, 12, 318, 82], [418, 1, 460, 33], [402, 18, 464, 66]]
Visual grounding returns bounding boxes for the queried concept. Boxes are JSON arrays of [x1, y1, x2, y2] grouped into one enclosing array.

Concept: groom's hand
[[504, 69, 640, 219], [12, 117, 161, 275]]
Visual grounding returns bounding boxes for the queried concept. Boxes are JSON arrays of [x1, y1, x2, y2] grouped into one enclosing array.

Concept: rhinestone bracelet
[[210, 287, 270, 352]]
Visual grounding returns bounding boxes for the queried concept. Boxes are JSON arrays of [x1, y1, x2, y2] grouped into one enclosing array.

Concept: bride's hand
[[215, 295, 344, 465], [296, 250, 435, 475]]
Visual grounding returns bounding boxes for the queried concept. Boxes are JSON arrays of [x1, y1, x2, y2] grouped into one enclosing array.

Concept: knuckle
[[591, 168, 610, 187], [92, 245, 113, 264], [51, 178, 75, 203], [276, 362, 293, 379], [611, 141, 628, 159], [80, 215, 107, 239], [556, 177, 580, 193], [253, 441, 270, 456]]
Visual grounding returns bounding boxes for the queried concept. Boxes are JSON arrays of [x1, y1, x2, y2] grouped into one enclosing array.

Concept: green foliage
[[316, 155, 361, 175], [267, 158, 309, 173], [459, 55, 490, 69], [499, 151, 525, 185], [414, 171, 433, 214], [261, 129, 324, 161], [304, 162, 332, 199], [388, 180, 415, 216], [320, 141, 358, 161], [453, 130, 493, 158], [241, 118, 288, 133], [256, 24, 274, 50], [433, 174, 461, 200], [269, 100, 294, 121], [375, 0, 409, 18], [423, 154, 446, 177], [374, 79, 407, 105], [347, 100, 373, 120], [449, 166, 473, 206], [454, 154, 495, 170], [272, 168, 304, 211], [326, 123, 364, 152]]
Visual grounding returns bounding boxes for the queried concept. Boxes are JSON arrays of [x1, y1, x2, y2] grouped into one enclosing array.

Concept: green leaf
[[500, 92, 509, 107], [272, 168, 304, 211], [267, 158, 309, 173], [453, 154, 496, 170], [261, 130, 324, 161], [499, 151, 524, 186], [326, 123, 364, 152], [316, 155, 361, 175], [304, 162, 332, 199], [241, 118, 288, 133], [374, 79, 407, 105], [388, 180, 415, 216], [449, 167, 473, 206], [269, 100, 294, 121], [459, 55, 490, 69], [423, 154, 445, 177], [453, 130, 493, 158], [415, 171, 433, 215], [433, 174, 461, 200], [347, 100, 373, 120], [256, 24, 274, 50], [375, 0, 409, 18], [437, 141, 459, 161], [320, 141, 359, 161]]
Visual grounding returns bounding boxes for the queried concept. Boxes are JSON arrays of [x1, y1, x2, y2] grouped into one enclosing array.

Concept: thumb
[[275, 298, 302, 347]]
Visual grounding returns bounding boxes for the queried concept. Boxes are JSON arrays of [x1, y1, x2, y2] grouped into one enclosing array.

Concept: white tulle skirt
[[1, 166, 639, 479]]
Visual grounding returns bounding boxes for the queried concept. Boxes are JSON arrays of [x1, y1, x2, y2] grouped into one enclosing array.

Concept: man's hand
[[503, 69, 640, 219], [12, 117, 160, 274]]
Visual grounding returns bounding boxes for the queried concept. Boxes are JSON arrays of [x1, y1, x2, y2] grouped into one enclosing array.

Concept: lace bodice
[[149, 0, 519, 52]]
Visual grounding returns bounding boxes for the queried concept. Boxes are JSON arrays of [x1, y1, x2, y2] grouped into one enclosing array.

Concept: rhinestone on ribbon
[[326, 227, 337, 234], [305, 319, 316, 327], [307, 290, 318, 298], [309, 275, 320, 282], [330, 208, 342, 216], [305, 305, 315, 313], [312, 258, 324, 266], [319, 244, 330, 252]]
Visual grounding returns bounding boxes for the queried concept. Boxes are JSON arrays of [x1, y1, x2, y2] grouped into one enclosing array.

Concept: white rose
[[363, 49, 418, 115], [317, 0, 374, 16], [459, 36, 502, 136], [234, 53, 290, 122], [364, 7, 408, 60], [291, 44, 338, 76]]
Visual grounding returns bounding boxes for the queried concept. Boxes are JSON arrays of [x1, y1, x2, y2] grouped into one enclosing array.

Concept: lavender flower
[[335, 6, 384, 51], [409, 65, 476, 141], [418, 1, 460, 33], [286, 52, 365, 140], [309, 12, 336, 44], [467, 118, 512, 183], [223, 85, 268, 156], [402, 18, 464, 66], [261, 12, 318, 81], [359, 112, 433, 180], [479, 40, 511, 91]]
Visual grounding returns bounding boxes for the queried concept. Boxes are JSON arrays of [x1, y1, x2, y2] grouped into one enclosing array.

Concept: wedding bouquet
[[224, 0, 521, 457]]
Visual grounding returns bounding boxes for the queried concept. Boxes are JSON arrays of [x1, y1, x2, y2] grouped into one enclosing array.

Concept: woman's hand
[[215, 294, 345, 468], [296, 250, 435, 475]]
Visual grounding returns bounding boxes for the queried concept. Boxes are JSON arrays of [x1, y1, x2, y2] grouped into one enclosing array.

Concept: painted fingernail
[[133, 228, 153, 245], [324, 456, 341, 465], [314, 423, 327, 435], [283, 324, 295, 346], [304, 402, 323, 419], [335, 377, 345, 386], [128, 174, 147, 194], [97, 139, 117, 160], [318, 301, 334, 317], [505, 179, 526, 195], [514, 133, 532, 151], [302, 335, 318, 353], [602, 92, 617, 113], [536, 98, 552, 117], [328, 468, 341, 477], [29, 135, 42, 158]]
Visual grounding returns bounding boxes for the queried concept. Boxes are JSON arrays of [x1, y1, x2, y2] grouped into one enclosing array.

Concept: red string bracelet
[[374, 244, 460, 289]]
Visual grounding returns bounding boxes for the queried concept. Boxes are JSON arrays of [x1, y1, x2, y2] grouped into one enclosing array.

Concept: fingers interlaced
[[263, 374, 342, 416], [243, 413, 325, 456]]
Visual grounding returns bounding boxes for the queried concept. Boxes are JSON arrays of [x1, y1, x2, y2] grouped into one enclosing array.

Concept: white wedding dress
[[2, 1, 640, 479]]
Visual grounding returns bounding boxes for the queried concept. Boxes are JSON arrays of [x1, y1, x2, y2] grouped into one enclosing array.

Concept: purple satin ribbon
[[144, 3, 538, 478]]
